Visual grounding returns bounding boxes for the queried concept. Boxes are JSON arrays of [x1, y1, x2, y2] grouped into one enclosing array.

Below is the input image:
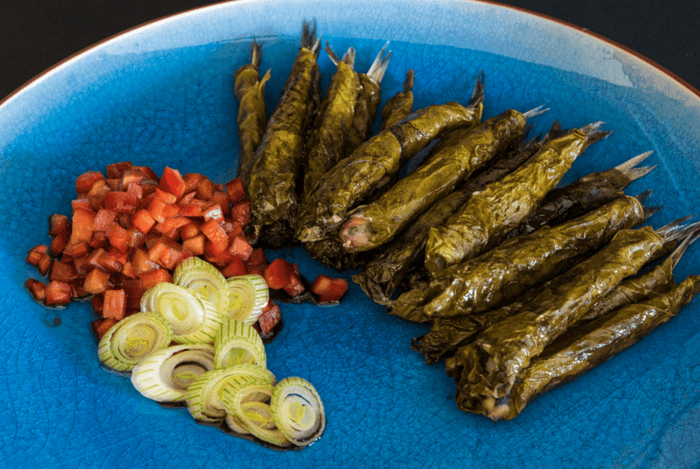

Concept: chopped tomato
[[63, 242, 90, 258], [159, 166, 186, 201], [45, 281, 72, 306], [71, 199, 92, 212], [97, 249, 124, 273], [91, 295, 104, 314], [225, 177, 246, 204], [127, 228, 146, 248], [103, 289, 127, 320], [264, 259, 294, 290], [119, 168, 145, 190], [319, 278, 348, 303], [283, 273, 305, 297], [231, 198, 251, 227], [178, 191, 196, 206], [84, 268, 111, 294], [258, 302, 281, 335]]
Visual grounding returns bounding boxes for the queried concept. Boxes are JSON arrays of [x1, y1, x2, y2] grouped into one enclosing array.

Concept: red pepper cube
[[127, 228, 146, 248], [195, 176, 215, 200], [221, 219, 243, 236], [221, 257, 247, 277], [103, 289, 127, 320], [161, 216, 191, 233], [26, 245, 47, 265], [204, 241, 235, 265], [138, 193, 156, 210], [63, 241, 90, 259], [137, 165, 160, 183], [203, 204, 224, 223], [105, 179, 120, 190], [94, 208, 117, 233], [119, 168, 145, 190], [121, 260, 137, 279], [71, 198, 92, 211], [159, 166, 186, 201], [75, 171, 105, 194], [37, 253, 52, 276], [225, 177, 246, 204], [107, 222, 129, 253], [70, 207, 97, 245], [319, 278, 349, 303], [25, 278, 47, 301], [84, 268, 111, 294], [121, 278, 145, 302], [161, 203, 180, 219], [200, 219, 228, 255], [311, 274, 333, 296], [183, 173, 203, 193], [104, 191, 139, 214], [246, 248, 267, 268], [246, 264, 266, 276], [126, 181, 144, 201], [180, 221, 201, 240], [182, 234, 206, 256], [178, 191, 196, 206], [229, 235, 253, 261], [140, 269, 172, 291], [140, 181, 158, 198], [89, 231, 108, 249], [283, 273, 305, 298], [106, 161, 134, 179], [91, 294, 104, 314], [155, 188, 177, 204], [132, 209, 156, 234], [49, 214, 70, 237], [231, 198, 251, 227], [49, 260, 78, 283], [92, 318, 118, 340], [263, 259, 294, 290], [258, 302, 281, 335], [179, 203, 204, 218], [83, 248, 104, 272], [209, 191, 230, 212], [132, 248, 159, 275], [45, 280, 72, 306], [97, 249, 124, 274], [163, 227, 181, 242]]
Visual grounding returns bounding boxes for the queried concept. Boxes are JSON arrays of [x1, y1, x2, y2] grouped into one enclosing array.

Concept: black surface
[[1, 0, 698, 101]]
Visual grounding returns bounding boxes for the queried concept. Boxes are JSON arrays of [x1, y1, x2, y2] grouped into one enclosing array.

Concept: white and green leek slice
[[222, 376, 291, 447], [226, 274, 269, 325], [185, 365, 276, 423], [97, 312, 173, 372], [174, 257, 229, 314], [214, 319, 266, 369], [224, 413, 251, 435], [130, 344, 215, 402], [141, 282, 223, 345], [271, 377, 326, 447]]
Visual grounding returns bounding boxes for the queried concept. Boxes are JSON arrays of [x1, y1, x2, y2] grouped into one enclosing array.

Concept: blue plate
[[1, 1, 699, 467]]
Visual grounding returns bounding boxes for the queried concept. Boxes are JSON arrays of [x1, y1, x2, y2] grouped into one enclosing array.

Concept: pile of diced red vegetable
[[25, 162, 348, 341]]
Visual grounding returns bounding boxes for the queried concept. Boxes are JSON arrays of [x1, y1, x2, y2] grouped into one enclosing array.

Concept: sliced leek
[[97, 312, 173, 372], [271, 377, 326, 446], [214, 319, 267, 369], [222, 376, 291, 447], [227, 274, 269, 325], [174, 257, 230, 314], [131, 344, 215, 402], [185, 365, 276, 423], [141, 282, 224, 345], [225, 413, 251, 435]]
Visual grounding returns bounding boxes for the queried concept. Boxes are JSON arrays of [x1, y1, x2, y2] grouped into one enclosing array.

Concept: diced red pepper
[[94, 209, 117, 233], [127, 228, 146, 248], [221, 257, 247, 277], [179, 203, 204, 218], [93, 318, 118, 340], [26, 245, 47, 266], [82, 248, 104, 272], [283, 273, 305, 297], [231, 198, 251, 227], [264, 258, 294, 290], [311, 274, 333, 296], [155, 188, 177, 204], [209, 191, 230, 213], [319, 278, 349, 303], [258, 302, 281, 335], [147, 197, 168, 223], [106, 161, 134, 179], [25, 278, 47, 301], [159, 166, 186, 201], [84, 268, 111, 294], [131, 209, 156, 235], [200, 219, 228, 255], [45, 281, 72, 307], [229, 235, 253, 261], [119, 168, 145, 190], [178, 191, 196, 206], [246, 248, 267, 267], [70, 208, 96, 245], [203, 204, 224, 223], [49, 260, 78, 283], [49, 214, 70, 237], [107, 222, 129, 253], [139, 181, 158, 197], [195, 176, 215, 200], [183, 173, 203, 193], [91, 294, 104, 314], [126, 181, 144, 201], [63, 241, 90, 259], [182, 234, 206, 256], [97, 249, 124, 273], [71, 198, 92, 212], [104, 191, 139, 214], [180, 221, 201, 240], [75, 171, 105, 194], [103, 289, 127, 320], [105, 179, 120, 190], [140, 269, 172, 291], [37, 253, 52, 276], [225, 177, 246, 204], [204, 241, 235, 265], [89, 231, 108, 249], [137, 165, 160, 183], [161, 216, 191, 233]]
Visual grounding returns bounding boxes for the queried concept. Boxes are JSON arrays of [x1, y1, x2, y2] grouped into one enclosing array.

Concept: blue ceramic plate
[[2, 1, 699, 467]]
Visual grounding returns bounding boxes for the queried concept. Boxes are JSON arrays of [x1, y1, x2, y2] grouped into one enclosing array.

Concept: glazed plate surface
[[1, 1, 699, 467]]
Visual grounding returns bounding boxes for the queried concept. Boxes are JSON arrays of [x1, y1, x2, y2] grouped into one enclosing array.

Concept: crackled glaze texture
[[1, 0, 699, 467]]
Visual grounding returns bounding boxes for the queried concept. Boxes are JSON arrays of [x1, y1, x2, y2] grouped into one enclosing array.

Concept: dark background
[[1, 0, 698, 101]]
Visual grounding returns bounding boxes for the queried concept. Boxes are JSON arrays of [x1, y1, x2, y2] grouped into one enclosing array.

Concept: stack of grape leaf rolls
[[231, 22, 700, 421]]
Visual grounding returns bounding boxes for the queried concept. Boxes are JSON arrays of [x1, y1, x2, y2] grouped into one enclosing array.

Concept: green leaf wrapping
[[355, 132, 544, 306], [450, 227, 665, 409], [484, 275, 700, 421], [302, 60, 362, 198], [340, 109, 527, 252], [379, 70, 414, 131], [401, 195, 646, 321], [295, 100, 484, 242], [248, 46, 320, 227], [344, 74, 382, 158], [424, 128, 588, 272]]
